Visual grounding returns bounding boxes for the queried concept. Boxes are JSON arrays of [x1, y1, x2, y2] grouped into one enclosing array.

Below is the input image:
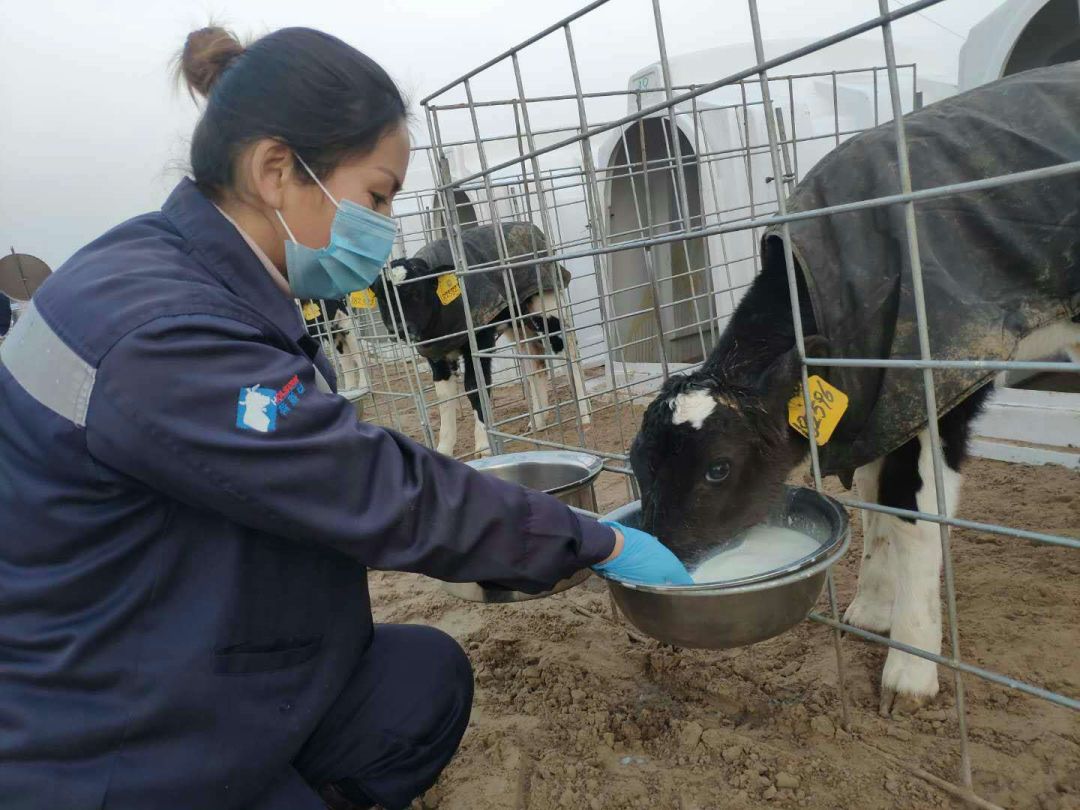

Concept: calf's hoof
[[879, 650, 939, 717]]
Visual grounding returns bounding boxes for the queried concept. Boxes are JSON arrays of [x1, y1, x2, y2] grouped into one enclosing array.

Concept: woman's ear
[[244, 139, 295, 211]]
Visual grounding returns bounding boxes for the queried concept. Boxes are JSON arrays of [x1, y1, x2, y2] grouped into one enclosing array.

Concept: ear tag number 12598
[[788, 375, 848, 445]]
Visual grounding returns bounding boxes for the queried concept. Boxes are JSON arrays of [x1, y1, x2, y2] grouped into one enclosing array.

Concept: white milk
[[691, 526, 820, 584]]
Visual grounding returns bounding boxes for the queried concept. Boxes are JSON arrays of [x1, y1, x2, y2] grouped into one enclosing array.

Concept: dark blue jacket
[[0, 179, 613, 808], [0, 293, 10, 336]]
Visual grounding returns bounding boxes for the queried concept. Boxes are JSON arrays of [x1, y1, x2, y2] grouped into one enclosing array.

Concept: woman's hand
[[591, 521, 694, 585]]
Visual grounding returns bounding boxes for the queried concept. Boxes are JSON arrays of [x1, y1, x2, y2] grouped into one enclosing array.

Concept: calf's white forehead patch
[[669, 389, 717, 429], [386, 265, 408, 286]]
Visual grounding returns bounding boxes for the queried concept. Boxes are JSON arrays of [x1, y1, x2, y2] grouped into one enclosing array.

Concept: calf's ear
[[755, 335, 830, 417]]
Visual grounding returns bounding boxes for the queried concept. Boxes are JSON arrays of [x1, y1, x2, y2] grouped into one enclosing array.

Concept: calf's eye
[[705, 461, 730, 483]]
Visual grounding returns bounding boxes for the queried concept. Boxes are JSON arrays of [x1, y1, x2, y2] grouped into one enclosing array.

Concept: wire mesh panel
[[411, 32, 922, 477], [407, 0, 1080, 803]]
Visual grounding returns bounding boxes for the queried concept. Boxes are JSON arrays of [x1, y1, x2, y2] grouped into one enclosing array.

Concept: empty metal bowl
[[595, 486, 849, 648], [441, 451, 603, 603]]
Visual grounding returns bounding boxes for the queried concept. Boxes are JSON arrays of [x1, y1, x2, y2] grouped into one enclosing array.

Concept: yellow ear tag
[[349, 289, 377, 309], [301, 302, 322, 321], [788, 375, 849, 445], [436, 273, 462, 306]]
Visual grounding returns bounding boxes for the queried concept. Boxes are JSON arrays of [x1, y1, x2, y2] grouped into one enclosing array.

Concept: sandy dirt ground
[[360, 372, 1080, 810]]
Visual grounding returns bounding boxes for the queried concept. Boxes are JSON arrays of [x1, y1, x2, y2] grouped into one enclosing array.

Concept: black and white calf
[[374, 222, 591, 457], [420, 321, 562, 458], [632, 256, 1079, 713], [631, 64, 1080, 714], [302, 299, 369, 395]]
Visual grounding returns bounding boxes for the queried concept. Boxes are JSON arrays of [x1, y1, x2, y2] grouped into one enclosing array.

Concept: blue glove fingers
[[592, 521, 694, 585]]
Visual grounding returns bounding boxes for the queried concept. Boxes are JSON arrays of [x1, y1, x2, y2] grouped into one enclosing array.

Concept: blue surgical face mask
[[275, 154, 397, 300]]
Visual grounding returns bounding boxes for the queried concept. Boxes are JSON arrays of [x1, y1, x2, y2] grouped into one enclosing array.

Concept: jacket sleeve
[[84, 314, 614, 591]]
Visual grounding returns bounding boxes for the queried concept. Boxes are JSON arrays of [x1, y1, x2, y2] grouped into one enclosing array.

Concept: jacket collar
[[161, 178, 308, 343]]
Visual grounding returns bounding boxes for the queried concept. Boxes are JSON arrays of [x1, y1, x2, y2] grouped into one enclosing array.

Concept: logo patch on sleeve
[[236, 375, 308, 433], [236, 386, 279, 433]]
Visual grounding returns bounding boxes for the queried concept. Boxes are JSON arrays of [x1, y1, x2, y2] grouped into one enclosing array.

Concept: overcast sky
[[1, 0, 1005, 269]]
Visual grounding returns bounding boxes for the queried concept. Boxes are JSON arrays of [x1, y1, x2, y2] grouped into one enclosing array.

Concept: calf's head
[[372, 258, 441, 343], [629, 348, 814, 562]]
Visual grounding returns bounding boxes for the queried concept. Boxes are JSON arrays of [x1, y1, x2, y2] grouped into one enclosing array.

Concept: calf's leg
[[333, 327, 368, 394], [519, 329, 550, 432], [461, 348, 493, 458], [527, 293, 592, 426], [563, 326, 592, 426], [843, 457, 896, 634], [430, 357, 460, 457], [879, 429, 965, 715]]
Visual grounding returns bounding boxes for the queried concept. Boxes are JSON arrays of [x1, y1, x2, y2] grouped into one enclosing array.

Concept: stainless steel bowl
[[441, 451, 603, 603], [595, 486, 849, 648]]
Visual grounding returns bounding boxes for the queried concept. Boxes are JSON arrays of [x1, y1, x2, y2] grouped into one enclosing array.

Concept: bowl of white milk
[[595, 487, 849, 649]]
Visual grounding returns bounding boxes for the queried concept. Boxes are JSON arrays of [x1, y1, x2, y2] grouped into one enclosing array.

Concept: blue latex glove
[[592, 521, 694, 585]]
